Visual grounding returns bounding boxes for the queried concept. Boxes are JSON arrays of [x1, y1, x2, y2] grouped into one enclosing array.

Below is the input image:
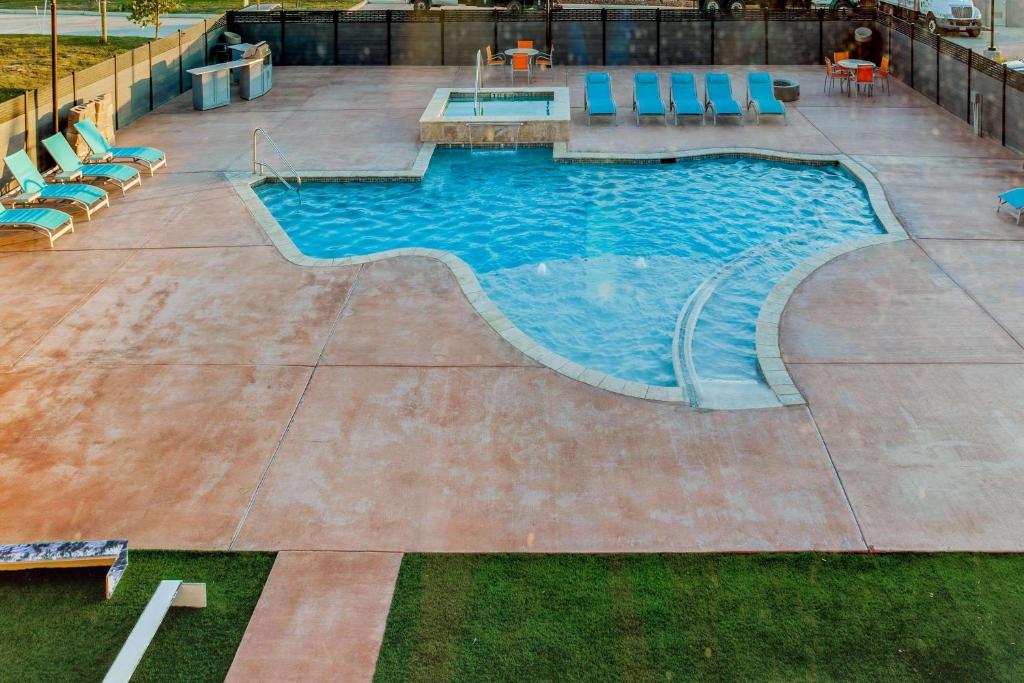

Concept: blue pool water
[[444, 93, 554, 117], [256, 149, 883, 390]]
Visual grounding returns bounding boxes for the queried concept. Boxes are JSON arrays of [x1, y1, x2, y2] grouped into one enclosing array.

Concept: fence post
[[440, 9, 445, 66], [204, 20, 209, 66], [387, 10, 393, 66], [147, 43, 154, 112], [966, 49, 972, 125], [280, 10, 287, 67], [546, 7, 552, 54], [763, 9, 769, 65], [494, 9, 499, 52], [909, 24, 914, 89], [113, 55, 120, 129], [178, 31, 184, 95], [818, 9, 823, 64], [1001, 64, 1007, 146], [935, 34, 940, 105], [334, 11, 339, 66], [710, 14, 715, 65], [23, 91, 34, 164], [72, 71, 77, 106], [655, 9, 661, 66], [601, 9, 607, 66]]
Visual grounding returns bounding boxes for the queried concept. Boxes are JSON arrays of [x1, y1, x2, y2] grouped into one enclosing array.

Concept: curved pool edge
[[226, 143, 909, 409]]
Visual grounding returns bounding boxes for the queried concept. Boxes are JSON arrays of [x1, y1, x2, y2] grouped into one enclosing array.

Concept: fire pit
[[773, 78, 800, 102]]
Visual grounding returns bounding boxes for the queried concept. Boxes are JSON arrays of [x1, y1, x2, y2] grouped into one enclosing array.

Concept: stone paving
[[1, 64, 1023, 679]]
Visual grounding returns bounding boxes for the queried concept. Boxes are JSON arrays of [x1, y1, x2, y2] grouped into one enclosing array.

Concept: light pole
[[50, 0, 59, 134], [989, 0, 996, 51]]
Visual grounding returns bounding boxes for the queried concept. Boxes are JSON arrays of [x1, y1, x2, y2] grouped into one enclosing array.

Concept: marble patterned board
[[0, 540, 128, 599]]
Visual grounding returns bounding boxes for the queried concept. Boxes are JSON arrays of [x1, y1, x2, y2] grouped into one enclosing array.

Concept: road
[[0, 9, 214, 37], [945, 24, 1024, 60]]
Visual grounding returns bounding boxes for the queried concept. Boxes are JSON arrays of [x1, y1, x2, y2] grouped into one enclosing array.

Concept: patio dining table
[[838, 59, 875, 97], [504, 48, 539, 60]]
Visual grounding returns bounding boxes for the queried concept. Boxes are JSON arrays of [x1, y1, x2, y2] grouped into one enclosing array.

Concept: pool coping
[[227, 142, 909, 408]]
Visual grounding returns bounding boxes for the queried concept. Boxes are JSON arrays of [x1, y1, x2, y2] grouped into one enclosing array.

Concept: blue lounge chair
[[74, 120, 167, 176], [585, 73, 617, 125], [4, 150, 109, 221], [632, 73, 666, 125], [746, 72, 787, 125], [0, 201, 74, 248], [668, 73, 705, 126], [41, 133, 142, 196], [704, 73, 743, 126], [997, 188, 1024, 225]]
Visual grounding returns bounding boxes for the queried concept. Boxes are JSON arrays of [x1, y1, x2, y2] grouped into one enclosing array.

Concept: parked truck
[[878, 0, 983, 36], [700, 0, 982, 38]]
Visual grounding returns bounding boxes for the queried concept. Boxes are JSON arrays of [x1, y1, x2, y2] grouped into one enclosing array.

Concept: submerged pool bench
[[187, 41, 272, 111]]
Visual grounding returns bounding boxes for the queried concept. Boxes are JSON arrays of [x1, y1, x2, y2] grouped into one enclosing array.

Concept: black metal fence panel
[[497, 20, 547, 54], [889, 22, 911, 85], [972, 69, 1003, 142], [231, 11, 284, 62], [338, 12, 388, 65], [911, 29, 938, 102], [605, 10, 657, 66], [937, 43, 969, 120], [714, 17, 765, 65], [444, 15, 494, 65], [283, 12, 335, 65], [1006, 84, 1024, 154], [550, 9, 602, 65], [390, 13, 443, 66], [767, 20, 818, 65], [659, 17, 712, 65]]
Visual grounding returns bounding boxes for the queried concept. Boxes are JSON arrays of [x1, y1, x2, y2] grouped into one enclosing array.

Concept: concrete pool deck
[[1, 64, 1023, 677]]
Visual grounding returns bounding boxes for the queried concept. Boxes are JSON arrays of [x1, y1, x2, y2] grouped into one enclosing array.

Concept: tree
[[126, 0, 183, 40]]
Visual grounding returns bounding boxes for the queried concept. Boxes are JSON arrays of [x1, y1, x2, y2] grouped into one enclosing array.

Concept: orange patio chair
[[875, 54, 892, 95], [511, 52, 531, 84], [517, 40, 534, 49], [535, 45, 554, 70], [485, 45, 505, 65], [824, 57, 847, 95], [833, 50, 851, 78], [854, 64, 874, 96]]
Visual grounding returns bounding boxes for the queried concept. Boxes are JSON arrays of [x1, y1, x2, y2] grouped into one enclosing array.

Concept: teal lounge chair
[[746, 72, 787, 125], [669, 73, 705, 126], [704, 73, 743, 126], [585, 73, 617, 125], [41, 133, 142, 196], [997, 188, 1024, 225], [632, 73, 666, 125], [74, 120, 167, 176], [4, 150, 109, 221], [0, 201, 74, 248]]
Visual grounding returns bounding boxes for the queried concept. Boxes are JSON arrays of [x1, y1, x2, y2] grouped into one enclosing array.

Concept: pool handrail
[[253, 127, 301, 198]]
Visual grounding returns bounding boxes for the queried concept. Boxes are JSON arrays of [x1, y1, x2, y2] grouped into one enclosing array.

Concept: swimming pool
[[444, 92, 554, 117], [255, 149, 885, 403]]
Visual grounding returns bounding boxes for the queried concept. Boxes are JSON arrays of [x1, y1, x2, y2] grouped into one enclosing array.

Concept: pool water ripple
[[256, 148, 883, 389]]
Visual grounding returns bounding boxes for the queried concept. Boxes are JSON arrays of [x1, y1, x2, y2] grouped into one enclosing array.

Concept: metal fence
[[876, 14, 1024, 153], [227, 8, 880, 67], [0, 15, 228, 189]]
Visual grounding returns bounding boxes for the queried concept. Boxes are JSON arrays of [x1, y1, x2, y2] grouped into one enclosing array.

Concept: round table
[[504, 48, 539, 59], [838, 58, 874, 70], [838, 59, 875, 97]]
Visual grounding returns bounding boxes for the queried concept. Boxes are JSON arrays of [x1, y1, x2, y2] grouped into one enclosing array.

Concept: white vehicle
[[881, 0, 983, 36]]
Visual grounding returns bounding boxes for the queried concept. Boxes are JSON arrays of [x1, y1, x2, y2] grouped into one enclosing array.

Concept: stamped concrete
[[780, 240, 1024, 363], [0, 364, 311, 548], [234, 366, 863, 553], [791, 363, 1024, 551], [0, 64, 1023, 679], [225, 551, 402, 683]]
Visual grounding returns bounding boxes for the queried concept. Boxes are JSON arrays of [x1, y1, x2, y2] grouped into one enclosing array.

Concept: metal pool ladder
[[253, 128, 301, 199]]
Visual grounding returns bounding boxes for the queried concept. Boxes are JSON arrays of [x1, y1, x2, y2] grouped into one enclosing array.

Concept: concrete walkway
[[0, 64, 1023, 677]]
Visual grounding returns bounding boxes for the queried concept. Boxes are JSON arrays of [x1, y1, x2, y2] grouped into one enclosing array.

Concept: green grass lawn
[[375, 553, 1024, 682], [0, 550, 275, 682], [0, 34, 149, 102]]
